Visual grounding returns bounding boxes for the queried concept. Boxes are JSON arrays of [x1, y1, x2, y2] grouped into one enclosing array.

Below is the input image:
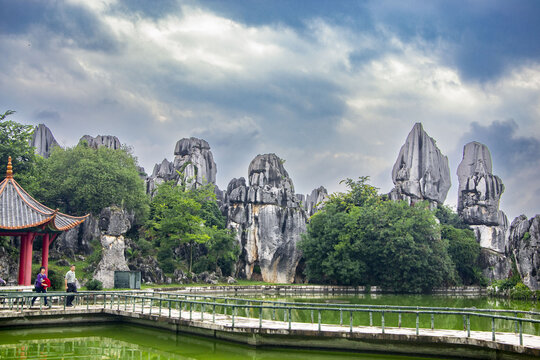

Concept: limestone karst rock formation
[[79, 135, 121, 150], [225, 154, 307, 283], [296, 186, 329, 217], [389, 123, 451, 207], [146, 137, 217, 194], [457, 141, 510, 280], [93, 207, 134, 288], [30, 124, 59, 158], [508, 215, 540, 291]]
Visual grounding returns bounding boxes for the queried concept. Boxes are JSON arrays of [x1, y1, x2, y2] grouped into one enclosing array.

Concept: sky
[[1, 0, 539, 221]]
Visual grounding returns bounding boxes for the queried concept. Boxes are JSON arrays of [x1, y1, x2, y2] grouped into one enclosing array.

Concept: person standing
[[65, 264, 77, 307], [31, 267, 50, 307]]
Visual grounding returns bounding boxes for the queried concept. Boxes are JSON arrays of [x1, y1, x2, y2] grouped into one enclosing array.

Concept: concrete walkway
[[1, 303, 539, 359]]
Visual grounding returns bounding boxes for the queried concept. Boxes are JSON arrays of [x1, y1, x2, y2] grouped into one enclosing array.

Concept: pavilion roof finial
[[6, 156, 13, 179]]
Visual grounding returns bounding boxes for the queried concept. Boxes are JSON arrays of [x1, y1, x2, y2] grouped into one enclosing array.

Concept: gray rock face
[[52, 216, 99, 258], [93, 207, 133, 288], [456, 141, 510, 280], [30, 124, 60, 158], [225, 154, 307, 283], [297, 186, 328, 217], [79, 135, 121, 150], [508, 215, 540, 291], [146, 137, 217, 194], [457, 142, 505, 226], [389, 123, 451, 206]]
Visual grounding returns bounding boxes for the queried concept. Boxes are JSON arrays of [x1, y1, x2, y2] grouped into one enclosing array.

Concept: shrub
[[510, 282, 533, 300], [86, 279, 103, 291], [47, 269, 64, 291]]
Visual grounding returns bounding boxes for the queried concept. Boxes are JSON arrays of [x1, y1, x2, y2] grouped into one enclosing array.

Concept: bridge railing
[[1, 291, 539, 346]]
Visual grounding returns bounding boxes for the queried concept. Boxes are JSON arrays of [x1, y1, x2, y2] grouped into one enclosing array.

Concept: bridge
[[1, 291, 539, 359]]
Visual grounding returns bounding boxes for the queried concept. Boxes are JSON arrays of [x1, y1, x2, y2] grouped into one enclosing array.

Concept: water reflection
[[0, 324, 448, 360]]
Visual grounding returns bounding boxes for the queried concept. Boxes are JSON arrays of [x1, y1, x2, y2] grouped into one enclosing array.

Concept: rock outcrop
[[457, 141, 510, 280], [296, 186, 328, 217], [79, 135, 121, 150], [146, 137, 217, 194], [389, 123, 451, 207], [51, 216, 98, 258], [93, 207, 134, 288], [30, 124, 60, 158], [225, 154, 307, 283], [508, 215, 540, 291]]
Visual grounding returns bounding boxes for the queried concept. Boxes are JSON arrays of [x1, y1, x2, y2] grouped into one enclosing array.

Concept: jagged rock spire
[[389, 123, 451, 206]]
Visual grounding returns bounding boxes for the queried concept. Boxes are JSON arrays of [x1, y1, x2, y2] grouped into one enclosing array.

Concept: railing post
[[288, 308, 292, 331], [430, 313, 434, 330], [318, 310, 321, 332], [369, 311, 373, 326], [339, 309, 343, 326], [189, 302, 193, 321], [382, 312, 385, 334], [141, 298, 145, 314], [491, 317, 495, 341], [159, 299, 162, 316], [169, 300, 171, 318], [310, 309, 314, 324], [398, 312, 402, 328], [467, 315, 470, 338], [463, 315, 466, 331], [232, 306, 236, 329], [149, 298, 152, 316], [259, 306, 263, 329], [213, 304, 216, 323], [416, 313, 419, 335], [519, 320, 523, 346], [201, 303, 205, 321], [349, 311, 353, 333]]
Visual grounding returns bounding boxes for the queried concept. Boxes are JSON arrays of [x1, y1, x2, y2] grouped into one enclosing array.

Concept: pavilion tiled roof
[[0, 157, 88, 232]]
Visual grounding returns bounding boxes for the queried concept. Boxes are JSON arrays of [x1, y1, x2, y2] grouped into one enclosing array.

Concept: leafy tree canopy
[[300, 177, 457, 293], [0, 110, 36, 177], [35, 142, 149, 218], [146, 181, 238, 274]]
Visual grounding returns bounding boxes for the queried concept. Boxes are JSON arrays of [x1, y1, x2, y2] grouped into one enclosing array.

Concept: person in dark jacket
[[31, 267, 50, 307]]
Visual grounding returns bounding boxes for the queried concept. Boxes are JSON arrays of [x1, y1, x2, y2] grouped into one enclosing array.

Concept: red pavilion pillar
[[23, 233, 36, 286], [41, 234, 50, 273], [17, 235, 27, 285]]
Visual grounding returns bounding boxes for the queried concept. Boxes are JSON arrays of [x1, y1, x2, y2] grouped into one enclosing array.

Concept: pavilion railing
[[1, 291, 539, 346]]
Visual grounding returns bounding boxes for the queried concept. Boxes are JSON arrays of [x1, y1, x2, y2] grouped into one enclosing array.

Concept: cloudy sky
[[1, 0, 539, 221]]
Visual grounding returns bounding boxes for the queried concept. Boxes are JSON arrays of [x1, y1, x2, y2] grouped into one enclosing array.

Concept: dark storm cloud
[[367, 0, 540, 82], [111, 0, 181, 19], [0, 0, 119, 52], [461, 120, 540, 176], [35, 110, 61, 122]]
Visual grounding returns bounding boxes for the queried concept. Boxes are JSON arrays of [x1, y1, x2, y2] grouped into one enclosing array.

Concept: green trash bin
[[114, 271, 141, 289]]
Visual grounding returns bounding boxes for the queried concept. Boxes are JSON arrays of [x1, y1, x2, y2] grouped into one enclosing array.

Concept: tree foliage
[[300, 177, 457, 293], [35, 142, 148, 217], [145, 181, 239, 275], [0, 110, 36, 177]]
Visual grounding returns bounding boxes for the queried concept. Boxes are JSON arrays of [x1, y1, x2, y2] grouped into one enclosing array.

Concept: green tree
[[0, 110, 36, 178], [442, 225, 484, 285], [300, 177, 455, 292], [146, 181, 238, 274], [36, 142, 148, 218]]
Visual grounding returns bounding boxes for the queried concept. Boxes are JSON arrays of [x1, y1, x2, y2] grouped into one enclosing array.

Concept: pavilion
[[0, 157, 88, 285]]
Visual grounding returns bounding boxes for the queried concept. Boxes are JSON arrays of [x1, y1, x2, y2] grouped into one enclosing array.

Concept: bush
[[86, 279, 103, 291], [47, 269, 64, 291], [510, 282, 533, 300]]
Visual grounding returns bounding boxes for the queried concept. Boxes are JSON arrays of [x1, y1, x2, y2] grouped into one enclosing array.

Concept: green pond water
[[0, 324, 447, 360]]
